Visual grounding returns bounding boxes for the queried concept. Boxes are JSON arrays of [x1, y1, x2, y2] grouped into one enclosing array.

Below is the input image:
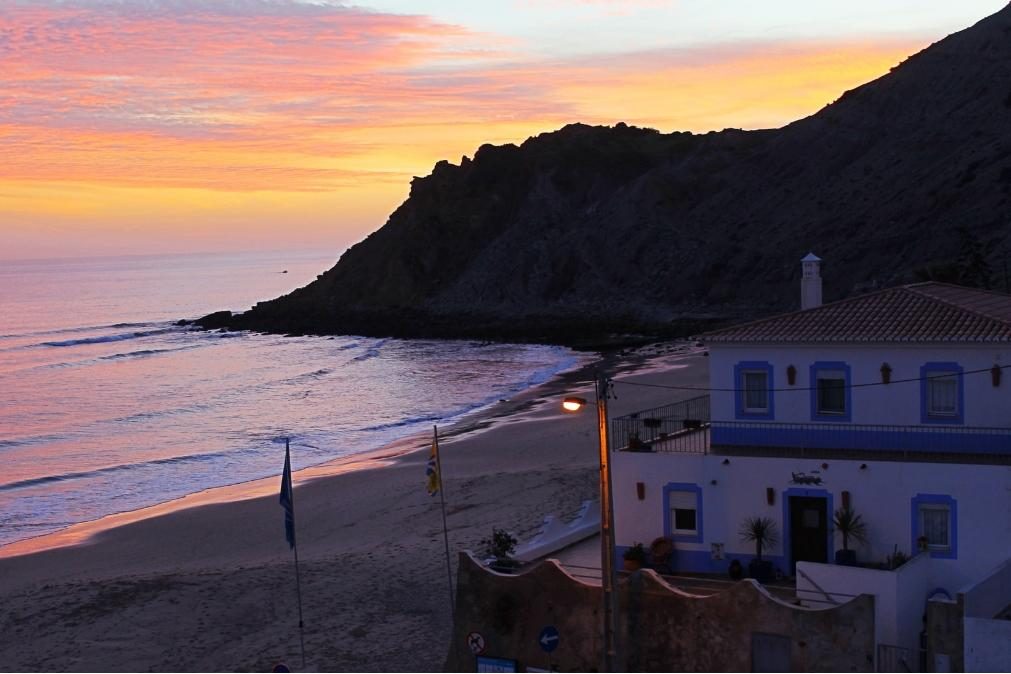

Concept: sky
[[1, 0, 1006, 260]]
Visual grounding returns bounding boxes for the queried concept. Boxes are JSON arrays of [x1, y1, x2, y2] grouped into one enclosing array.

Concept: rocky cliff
[[201, 5, 1011, 345]]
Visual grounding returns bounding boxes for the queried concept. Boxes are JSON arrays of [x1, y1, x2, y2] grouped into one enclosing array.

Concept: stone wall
[[445, 552, 875, 672]]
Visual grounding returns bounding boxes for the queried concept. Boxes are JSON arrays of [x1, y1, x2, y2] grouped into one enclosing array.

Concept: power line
[[613, 362, 1006, 394]]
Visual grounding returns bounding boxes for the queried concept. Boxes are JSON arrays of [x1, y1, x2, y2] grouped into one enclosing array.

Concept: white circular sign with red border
[[467, 631, 486, 655]]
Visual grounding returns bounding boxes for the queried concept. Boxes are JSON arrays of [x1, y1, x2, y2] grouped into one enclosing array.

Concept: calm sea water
[[0, 251, 582, 547]]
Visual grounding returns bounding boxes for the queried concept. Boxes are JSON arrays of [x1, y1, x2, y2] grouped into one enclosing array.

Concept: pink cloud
[[0, 0, 925, 192]]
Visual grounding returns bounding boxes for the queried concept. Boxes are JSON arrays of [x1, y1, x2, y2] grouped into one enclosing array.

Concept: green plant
[[833, 506, 869, 551], [739, 516, 779, 562], [623, 542, 647, 563], [886, 549, 909, 570], [481, 528, 517, 560]]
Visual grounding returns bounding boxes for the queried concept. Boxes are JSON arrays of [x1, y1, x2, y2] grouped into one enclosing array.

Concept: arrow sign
[[538, 626, 560, 653]]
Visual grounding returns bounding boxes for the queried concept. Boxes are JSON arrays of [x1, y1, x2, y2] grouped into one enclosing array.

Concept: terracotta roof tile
[[703, 282, 1011, 343]]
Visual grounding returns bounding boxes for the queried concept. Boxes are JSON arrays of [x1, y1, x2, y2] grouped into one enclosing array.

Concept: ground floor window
[[664, 483, 703, 542], [911, 494, 957, 559], [918, 504, 951, 549]]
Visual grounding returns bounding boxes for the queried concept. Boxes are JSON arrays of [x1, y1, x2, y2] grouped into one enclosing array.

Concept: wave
[[334, 340, 362, 351], [349, 338, 388, 363], [0, 433, 68, 451], [99, 345, 201, 361], [41, 328, 174, 348], [0, 444, 269, 493], [0, 322, 153, 341]]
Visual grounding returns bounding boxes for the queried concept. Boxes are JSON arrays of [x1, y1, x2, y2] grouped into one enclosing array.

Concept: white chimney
[[801, 252, 822, 310]]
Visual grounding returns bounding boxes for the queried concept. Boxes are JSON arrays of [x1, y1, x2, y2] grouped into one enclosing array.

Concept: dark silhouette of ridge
[[199, 5, 1011, 346]]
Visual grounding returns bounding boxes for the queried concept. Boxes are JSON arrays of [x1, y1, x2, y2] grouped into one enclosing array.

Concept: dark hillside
[[200, 5, 1011, 345]]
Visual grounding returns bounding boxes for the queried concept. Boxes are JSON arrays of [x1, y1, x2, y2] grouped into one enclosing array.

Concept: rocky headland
[[199, 5, 1011, 346]]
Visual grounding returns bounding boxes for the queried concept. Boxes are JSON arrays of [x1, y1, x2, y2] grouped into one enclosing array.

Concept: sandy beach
[[0, 345, 708, 672]]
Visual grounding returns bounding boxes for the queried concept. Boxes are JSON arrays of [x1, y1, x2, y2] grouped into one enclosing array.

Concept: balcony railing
[[611, 395, 711, 454], [612, 394, 1011, 459], [711, 419, 1011, 455]]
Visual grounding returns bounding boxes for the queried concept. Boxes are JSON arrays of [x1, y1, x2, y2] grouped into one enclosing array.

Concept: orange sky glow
[[0, 1, 998, 259]]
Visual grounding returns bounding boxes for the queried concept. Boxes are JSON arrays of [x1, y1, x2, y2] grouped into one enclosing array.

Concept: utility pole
[[596, 373, 619, 672]]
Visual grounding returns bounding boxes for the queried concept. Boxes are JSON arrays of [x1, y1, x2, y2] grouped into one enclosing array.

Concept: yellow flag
[[426, 428, 440, 496]]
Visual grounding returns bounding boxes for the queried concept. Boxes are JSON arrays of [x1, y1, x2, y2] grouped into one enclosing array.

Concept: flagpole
[[433, 426, 456, 623], [287, 438, 306, 669]]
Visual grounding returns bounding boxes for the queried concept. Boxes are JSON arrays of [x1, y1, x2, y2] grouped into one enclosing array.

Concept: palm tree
[[833, 506, 868, 551], [739, 516, 779, 562]]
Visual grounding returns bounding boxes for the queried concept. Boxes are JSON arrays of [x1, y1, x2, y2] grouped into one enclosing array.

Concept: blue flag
[[279, 441, 295, 549]]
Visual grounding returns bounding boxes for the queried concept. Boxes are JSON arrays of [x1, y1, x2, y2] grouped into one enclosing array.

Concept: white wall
[[796, 552, 932, 659], [961, 558, 1011, 619], [964, 617, 1011, 672], [708, 343, 1011, 428], [612, 452, 1011, 594]]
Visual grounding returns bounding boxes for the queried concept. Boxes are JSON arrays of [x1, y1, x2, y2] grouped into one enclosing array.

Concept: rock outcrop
[[201, 5, 1011, 345]]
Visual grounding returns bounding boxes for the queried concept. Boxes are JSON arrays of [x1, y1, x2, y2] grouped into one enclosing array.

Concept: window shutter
[[668, 491, 696, 510]]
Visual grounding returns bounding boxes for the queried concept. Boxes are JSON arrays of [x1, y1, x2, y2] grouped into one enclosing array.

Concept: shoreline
[[0, 340, 692, 562], [0, 342, 708, 672], [0, 341, 594, 560]]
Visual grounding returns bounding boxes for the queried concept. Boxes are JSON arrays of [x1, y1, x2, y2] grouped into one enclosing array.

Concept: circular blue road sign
[[538, 626, 560, 653]]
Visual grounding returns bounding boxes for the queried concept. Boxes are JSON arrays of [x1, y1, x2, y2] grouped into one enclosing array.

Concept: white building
[[611, 257, 1011, 670]]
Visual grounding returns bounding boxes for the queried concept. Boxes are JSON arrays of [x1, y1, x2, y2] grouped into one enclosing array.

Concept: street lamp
[[562, 374, 619, 672]]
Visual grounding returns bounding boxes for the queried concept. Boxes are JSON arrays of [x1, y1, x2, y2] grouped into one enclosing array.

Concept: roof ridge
[[906, 282, 1011, 328], [701, 283, 916, 338]]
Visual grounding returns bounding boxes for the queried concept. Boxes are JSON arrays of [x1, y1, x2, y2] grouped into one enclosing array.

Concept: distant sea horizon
[[0, 250, 585, 547]]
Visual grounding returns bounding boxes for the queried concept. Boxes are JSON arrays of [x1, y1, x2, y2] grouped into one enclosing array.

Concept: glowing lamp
[[562, 396, 587, 412]]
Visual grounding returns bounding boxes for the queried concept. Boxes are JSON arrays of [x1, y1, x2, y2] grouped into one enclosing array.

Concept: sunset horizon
[[3, 0, 1005, 260]]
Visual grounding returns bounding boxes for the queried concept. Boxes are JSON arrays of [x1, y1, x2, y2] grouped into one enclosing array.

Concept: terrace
[[611, 395, 1011, 463]]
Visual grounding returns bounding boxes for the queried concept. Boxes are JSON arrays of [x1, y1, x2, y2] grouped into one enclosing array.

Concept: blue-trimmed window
[[810, 361, 852, 422], [911, 494, 957, 559], [920, 362, 964, 425], [663, 483, 703, 543], [734, 361, 774, 420]]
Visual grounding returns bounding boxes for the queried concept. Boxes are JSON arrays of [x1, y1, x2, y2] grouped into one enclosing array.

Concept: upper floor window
[[743, 371, 769, 412], [810, 362, 852, 421], [926, 372, 958, 417], [816, 370, 847, 415], [734, 361, 774, 420], [920, 363, 964, 424]]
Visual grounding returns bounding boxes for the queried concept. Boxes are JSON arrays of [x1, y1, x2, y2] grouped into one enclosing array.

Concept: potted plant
[[627, 432, 646, 451], [481, 528, 519, 573], [833, 506, 868, 566], [623, 542, 647, 571], [739, 516, 779, 583], [886, 548, 909, 570]]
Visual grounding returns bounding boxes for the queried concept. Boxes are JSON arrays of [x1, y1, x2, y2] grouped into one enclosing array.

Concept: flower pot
[[748, 559, 773, 583], [835, 549, 858, 566], [623, 559, 643, 572]]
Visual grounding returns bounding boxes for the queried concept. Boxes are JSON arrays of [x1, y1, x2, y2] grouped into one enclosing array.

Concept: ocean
[[0, 251, 583, 547]]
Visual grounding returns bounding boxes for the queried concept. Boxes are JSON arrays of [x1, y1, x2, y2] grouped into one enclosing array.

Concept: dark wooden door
[[789, 496, 828, 570]]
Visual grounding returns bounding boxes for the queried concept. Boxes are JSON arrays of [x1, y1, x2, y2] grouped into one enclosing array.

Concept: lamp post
[[563, 372, 619, 672]]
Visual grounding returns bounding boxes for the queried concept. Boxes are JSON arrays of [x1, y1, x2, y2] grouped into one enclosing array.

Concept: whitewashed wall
[[964, 618, 1011, 672], [708, 344, 1011, 428], [612, 451, 1011, 594], [796, 553, 932, 659]]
